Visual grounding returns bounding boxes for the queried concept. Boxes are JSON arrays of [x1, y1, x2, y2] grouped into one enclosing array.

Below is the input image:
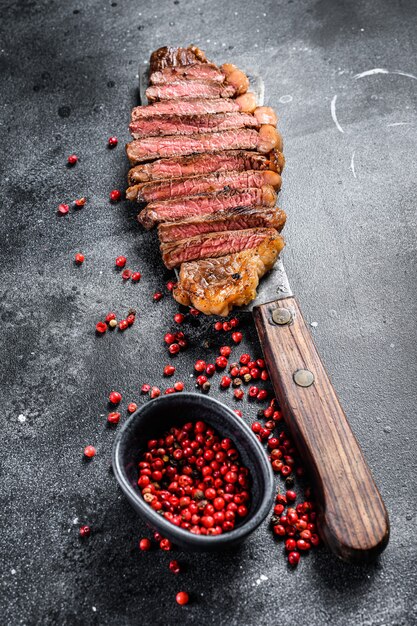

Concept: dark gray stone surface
[[1, 0, 416, 624]]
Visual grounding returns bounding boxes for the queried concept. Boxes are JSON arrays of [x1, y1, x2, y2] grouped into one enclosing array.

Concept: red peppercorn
[[105, 312, 116, 323], [174, 313, 185, 324], [131, 271, 141, 282], [189, 308, 199, 316], [214, 321, 223, 331], [74, 197, 86, 208], [219, 346, 231, 357], [109, 391, 122, 404], [79, 525, 90, 537], [108, 136, 118, 148], [230, 317, 239, 328], [239, 354, 251, 365], [166, 281, 176, 291], [164, 365, 176, 376], [174, 381, 184, 392], [164, 332, 176, 345], [67, 154, 78, 165], [286, 490, 297, 502], [115, 256, 127, 268], [261, 370, 269, 381], [118, 319, 128, 331], [235, 410, 242, 417], [141, 384, 150, 394], [234, 389, 244, 400], [205, 364, 216, 377], [176, 592, 189, 606], [297, 539, 311, 551], [273, 524, 286, 537], [231, 332, 242, 344], [194, 360, 206, 372], [127, 314, 135, 326], [122, 269, 132, 280], [150, 387, 161, 399], [215, 356, 228, 369], [196, 375, 208, 387], [127, 402, 137, 414], [153, 291, 163, 302], [169, 343, 180, 355], [285, 538, 297, 551], [58, 203, 69, 215], [84, 445, 96, 458], [95, 321, 107, 334], [74, 253, 84, 264], [257, 389, 268, 401], [222, 321, 232, 331], [288, 551, 300, 566], [139, 538, 151, 551], [169, 559, 181, 574], [248, 386, 259, 398], [110, 189, 122, 202], [160, 538, 172, 551], [220, 376, 231, 389], [107, 411, 121, 424]]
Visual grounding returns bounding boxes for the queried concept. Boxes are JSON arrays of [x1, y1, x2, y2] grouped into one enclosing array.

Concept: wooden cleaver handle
[[253, 296, 389, 563]]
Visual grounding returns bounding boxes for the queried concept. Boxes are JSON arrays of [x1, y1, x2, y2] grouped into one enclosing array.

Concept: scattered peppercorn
[[176, 592, 189, 606], [58, 203, 69, 215], [164, 365, 176, 376], [174, 381, 184, 392], [74, 197, 86, 208], [127, 403, 138, 414], [109, 391, 122, 404], [153, 291, 163, 302], [131, 271, 141, 282], [75, 253, 84, 264], [169, 560, 181, 574], [79, 525, 90, 537], [110, 189, 122, 202], [119, 319, 128, 331], [95, 322, 107, 334], [67, 154, 78, 165], [139, 538, 151, 551], [107, 412, 121, 424], [174, 313, 185, 324], [108, 136, 118, 148], [84, 445, 96, 458], [115, 256, 127, 268], [122, 269, 132, 280]]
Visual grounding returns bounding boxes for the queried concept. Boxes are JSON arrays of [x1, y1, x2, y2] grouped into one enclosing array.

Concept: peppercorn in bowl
[[112, 393, 274, 551]]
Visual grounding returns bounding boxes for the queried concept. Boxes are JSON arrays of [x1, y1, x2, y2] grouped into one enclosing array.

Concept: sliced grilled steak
[[150, 46, 208, 73], [173, 236, 285, 316], [138, 186, 278, 229], [129, 111, 259, 139], [150, 63, 225, 85], [128, 150, 284, 184], [131, 96, 256, 119], [146, 80, 236, 102], [126, 127, 282, 164], [161, 227, 283, 269], [158, 207, 287, 243], [127, 170, 281, 202]]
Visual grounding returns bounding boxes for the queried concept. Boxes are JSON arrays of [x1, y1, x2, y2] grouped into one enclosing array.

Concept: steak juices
[[126, 45, 286, 315], [137, 420, 251, 535]]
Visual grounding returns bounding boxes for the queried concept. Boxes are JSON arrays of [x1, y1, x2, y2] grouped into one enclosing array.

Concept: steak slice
[[127, 170, 282, 202], [146, 80, 236, 101], [150, 46, 208, 73], [161, 227, 283, 269], [173, 235, 285, 316], [131, 95, 256, 119], [129, 111, 259, 139], [150, 63, 225, 85], [126, 127, 282, 164], [128, 150, 285, 184], [158, 207, 287, 243], [138, 186, 278, 229]]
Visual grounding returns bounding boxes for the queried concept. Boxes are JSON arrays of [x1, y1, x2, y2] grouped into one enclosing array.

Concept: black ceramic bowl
[[112, 393, 274, 551]]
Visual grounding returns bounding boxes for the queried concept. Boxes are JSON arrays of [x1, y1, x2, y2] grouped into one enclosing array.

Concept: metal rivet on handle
[[272, 307, 292, 326], [293, 369, 315, 388]]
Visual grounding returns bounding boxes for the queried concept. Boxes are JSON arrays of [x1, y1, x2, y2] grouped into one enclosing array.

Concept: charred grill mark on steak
[[150, 46, 208, 74]]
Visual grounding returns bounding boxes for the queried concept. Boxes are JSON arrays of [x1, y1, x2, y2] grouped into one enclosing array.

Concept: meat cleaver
[[137, 64, 389, 563]]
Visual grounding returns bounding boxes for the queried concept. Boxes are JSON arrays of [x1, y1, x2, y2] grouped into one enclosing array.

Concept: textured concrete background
[[0, 0, 416, 624]]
